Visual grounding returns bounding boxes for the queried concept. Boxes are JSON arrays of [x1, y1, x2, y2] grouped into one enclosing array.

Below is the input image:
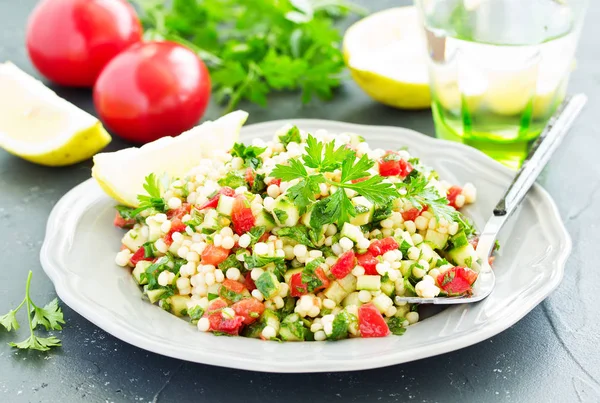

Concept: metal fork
[[396, 94, 588, 305]]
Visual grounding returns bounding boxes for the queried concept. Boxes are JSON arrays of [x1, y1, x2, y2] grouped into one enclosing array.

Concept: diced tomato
[[469, 237, 479, 250], [113, 212, 135, 229], [199, 186, 235, 210], [201, 245, 230, 266], [269, 178, 281, 186], [356, 252, 379, 275], [245, 167, 255, 188], [437, 266, 478, 296], [401, 208, 421, 222], [244, 272, 256, 291], [447, 186, 463, 209], [358, 303, 390, 338], [378, 152, 413, 177], [222, 279, 247, 295], [289, 267, 330, 297], [258, 232, 270, 243], [330, 250, 356, 279], [166, 203, 191, 220], [231, 298, 265, 325], [351, 177, 369, 184], [204, 299, 244, 335], [368, 237, 399, 257], [130, 246, 152, 266], [488, 256, 495, 266], [231, 195, 255, 235], [162, 217, 187, 246]]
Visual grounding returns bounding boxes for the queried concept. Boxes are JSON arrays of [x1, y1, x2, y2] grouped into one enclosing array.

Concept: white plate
[[40, 120, 571, 373]]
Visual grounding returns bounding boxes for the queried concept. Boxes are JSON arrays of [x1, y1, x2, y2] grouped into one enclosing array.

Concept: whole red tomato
[[93, 41, 211, 143], [26, 0, 142, 87]]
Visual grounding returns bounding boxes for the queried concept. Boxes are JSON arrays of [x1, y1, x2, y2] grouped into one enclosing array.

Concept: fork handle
[[493, 94, 587, 217]]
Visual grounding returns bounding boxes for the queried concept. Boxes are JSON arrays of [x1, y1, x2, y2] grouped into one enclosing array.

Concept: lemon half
[[0, 62, 111, 166], [92, 111, 249, 207], [343, 7, 431, 109]]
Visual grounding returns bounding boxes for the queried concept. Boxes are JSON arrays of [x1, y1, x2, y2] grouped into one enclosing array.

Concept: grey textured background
[[1, 0, 599, 402]]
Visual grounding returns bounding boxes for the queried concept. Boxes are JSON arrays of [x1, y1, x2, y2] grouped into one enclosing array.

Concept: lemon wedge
[[92, 110, 249, 207], [343, 7, 431, 109], [0, 62, 111, 166]]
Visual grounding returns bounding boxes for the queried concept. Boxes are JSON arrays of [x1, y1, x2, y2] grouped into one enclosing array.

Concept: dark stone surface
[[1, 1, 599, 402]]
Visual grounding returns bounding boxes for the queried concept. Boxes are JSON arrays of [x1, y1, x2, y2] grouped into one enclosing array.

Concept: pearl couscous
[[113, 125, 479, 340]]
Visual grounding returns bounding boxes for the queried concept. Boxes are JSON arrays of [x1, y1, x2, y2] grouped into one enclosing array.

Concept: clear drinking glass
[[415, 0, 587, 168]]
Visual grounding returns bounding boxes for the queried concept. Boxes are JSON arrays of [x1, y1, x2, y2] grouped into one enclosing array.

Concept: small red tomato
[[26, 0, 142, 87], [244, 272, 257, 291], [368, 237, 399, 257], [447, 186, 463, 209], [356, 252, 379, 276], [231, 299, 265, 325], [203, 299, 244, 335], [200, 187, 236, 210], [437, 267, 478, 296], [330, 251, 356, 279], [201, 245, 230, 266], [289, 268, 330, 297], [94, 41, 211, 143], [378, 152, 413, 177], [401, 208, 421, 222], [163, 218, 187, 246], [245, 168, 255, 188], [130, 246, 152, 266], [113, 212, 135, 229], [166, 203, 192, 220], [358, 303, 390, 338], [231, 196, 255, 235]]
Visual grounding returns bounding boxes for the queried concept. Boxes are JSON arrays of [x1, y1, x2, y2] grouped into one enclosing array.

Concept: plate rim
[[40, 119, 572, 373]]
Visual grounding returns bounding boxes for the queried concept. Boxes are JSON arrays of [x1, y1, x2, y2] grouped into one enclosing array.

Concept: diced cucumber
[[340, 222, 363, 243], [201, 209, 219, 230], [167, 295, 191, 317], [337, 274, 357, 293], [381, 279, 395, 297], [273, 196, 300, 227], [342, 292, 360, 307], [242, 321, 264, 338], [256, 272, 280, 299], [262, 309, 280, 333], [122, 229, 147, 251], [146, 288, 167, 304], [447, 244, 477, 268], [357, 275, 381, 291], [451, 231, 469, 248], [279, 314, 305, 341], [350, 196, 374, 226], [147, 221, 162, 242], [216, 195, 236, 216], [284, 267, 302, 283], [132, 261, 152, 284], [255, 210, 276, 231], [403, 277, 417, 296], [324, 281, 349, 304], [400, 260, 415, 277], [425, 229, 449, 250]]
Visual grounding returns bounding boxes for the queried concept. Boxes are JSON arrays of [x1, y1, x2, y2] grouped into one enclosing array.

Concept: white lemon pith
[[0, 62, 111, 166], [92, 111, 249, 207], [343, 7, 431, 109]]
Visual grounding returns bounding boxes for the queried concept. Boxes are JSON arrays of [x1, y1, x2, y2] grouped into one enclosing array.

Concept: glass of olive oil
[[415, 0, 587, 169]]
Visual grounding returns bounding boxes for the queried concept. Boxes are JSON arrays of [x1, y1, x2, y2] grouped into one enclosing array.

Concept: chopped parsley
[[301, 258, 325, 293]]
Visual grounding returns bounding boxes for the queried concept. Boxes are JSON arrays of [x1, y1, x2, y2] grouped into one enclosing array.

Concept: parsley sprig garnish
[[271, 135, 397, 227], [133, 173, 167, 215], [396, 174, 475, 234], [0, 271, 65, 351]]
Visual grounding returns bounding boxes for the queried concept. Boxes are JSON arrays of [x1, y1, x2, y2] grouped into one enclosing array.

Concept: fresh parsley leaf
[[231, 143, 267, 170], [396, 175, 459, 225], [322, 188, 356, 226], [328, 311, 352, 340], [250, 172, 267, 194], [399, 240, 412, 256], [0, 310, 19, 331], [386, 317, 407, 336], [218, 254, 242, 271], [143, 242, 157, 259], [1, 271, 65, 351], [279, 126, 302, 147], [218, 171, 247, 189], [284, 176, 323, 214], [248, 226, 267, 246], [133, 174, 167, 215], [208, 293, 219, 301], [31, 299, 65, 331], [270, 158, 309, 181], [275, 226, 317, 248], [219, 285, 245, 302], [273, 208, 289, 223], [494, 240, 501, 252], [244, 254, 285, 269], [115, 205, 139, 222], [256, 272, 278, 299], [301, 258, 325, 293], [10, 335, 62, 352]]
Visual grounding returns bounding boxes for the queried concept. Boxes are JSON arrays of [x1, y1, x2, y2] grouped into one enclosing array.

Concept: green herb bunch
[[132, 0, 366, 111]]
